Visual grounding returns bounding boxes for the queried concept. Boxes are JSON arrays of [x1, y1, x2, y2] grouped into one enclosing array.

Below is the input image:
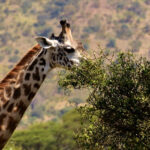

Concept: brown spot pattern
[[42, 74, 46, 81], [28, 92, 36, 101], [7, 103, 14, 112], [7, 116, 18, 133], [23, 84, 31, 96], [0, 135, 7, 150], [28, 59, 38, 71], [1, 95, 6, 103], [33, 67, 40, 81], [18, 101, 27, 117], [13, 87, 21, 99], [3, 101, 9, 109], [34, 83, 40, 89], [5, 87, 12, 98], [0, 114, 6, 124], [25, 73, 31, 80]]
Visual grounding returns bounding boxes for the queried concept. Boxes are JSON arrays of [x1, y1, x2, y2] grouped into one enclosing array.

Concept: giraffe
[[0, 20, 84, 149]]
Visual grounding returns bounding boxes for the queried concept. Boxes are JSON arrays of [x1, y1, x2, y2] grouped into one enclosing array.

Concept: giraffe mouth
[[71, 59, 80, 66]]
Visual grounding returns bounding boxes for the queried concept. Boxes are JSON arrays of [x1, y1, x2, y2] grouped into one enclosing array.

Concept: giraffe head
[[35, 20, 85, 69], [35, 36, 82, 68]]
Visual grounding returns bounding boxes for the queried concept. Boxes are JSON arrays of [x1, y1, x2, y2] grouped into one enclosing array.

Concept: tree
[[5, 110, 82, 150], [116, 24, 132, 39], [106, 38, 116, 48], [59, 51, 150, 150]]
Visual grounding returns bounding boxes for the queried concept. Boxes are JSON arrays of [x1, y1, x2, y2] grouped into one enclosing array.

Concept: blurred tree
[[21, 1, 32, 13], [143, 24, 150, 34], [8, 55, 19, 63], [130, 40, 142, 52], [0, 55, 4, 62], [106, 38, 116, 48], [144, 0, 150, 5], [116, 24, 132, 39], [128, 1, 146, 18], [5, 110, 82, 150], [69, 98, 84, 105]]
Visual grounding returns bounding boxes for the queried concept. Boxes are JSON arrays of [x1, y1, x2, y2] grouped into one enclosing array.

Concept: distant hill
[[0, 0, 150, 127]]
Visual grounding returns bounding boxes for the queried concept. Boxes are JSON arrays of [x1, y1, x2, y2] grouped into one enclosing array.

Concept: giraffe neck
[[0, 48, 52, 149]]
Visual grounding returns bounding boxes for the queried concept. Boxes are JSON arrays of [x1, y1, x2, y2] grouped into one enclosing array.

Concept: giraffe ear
[[35, 36, 56, 48]]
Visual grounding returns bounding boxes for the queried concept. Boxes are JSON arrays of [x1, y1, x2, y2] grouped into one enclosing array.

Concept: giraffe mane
[[0, 44, 41, 89]]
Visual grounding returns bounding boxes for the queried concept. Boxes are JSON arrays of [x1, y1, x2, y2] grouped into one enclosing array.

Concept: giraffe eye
[[64, 47, 75, 53]]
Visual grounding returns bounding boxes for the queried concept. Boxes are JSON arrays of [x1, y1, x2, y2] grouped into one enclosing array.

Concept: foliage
[[8, 55, 19, 63], [84, 16, 101, 34], [106, 38, 116, 48], [143, 24, 150, 34], [130, 40, 142, 52], [69, 98, 84, 105], [144, 0, 150, 5], [0, 55, 4, 62], [128, 1, 146, 18], [116, 24, 132, 39], [59, 51, 150, 150], [5, 110, 82, 150]]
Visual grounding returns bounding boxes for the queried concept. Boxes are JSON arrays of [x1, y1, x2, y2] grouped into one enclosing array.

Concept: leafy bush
[[0, 32, 12, 45], [84, 16, 101, 34], [35, 23, 53, 37], [116, 24, 132, 39], [144, 0, 150, 5], [69, 98, 84, 105], [143, 24, 150, 34], [84, 26, 100, 34], [3, 47, 12, 55], [21, 1, 32, 13], [5, 110, 82, 150], [130, 40, 142, 52], [128, 1, 146, 18], [0, 55, 4, 62], [119, 12, 134, 23], [59, 51, 150, 150], [8, 55, 19, 63], [106, 38, 116, 48]]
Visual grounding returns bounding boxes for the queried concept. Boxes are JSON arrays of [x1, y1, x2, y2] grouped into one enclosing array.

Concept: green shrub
[[128, 2, 146, 18], [84, 26, 100, 34], [144, 0, 150, 5], [130, 40, 142, 52], [69, 98, 84, 105], [106, 38, 116, 48], [116, 24, 132, 39], [8, 55, 19, 63], [59, 51, 150, 150], [143, 24, 150, 34], [0, 55, 4, 62], [5, 110, 82, 150]]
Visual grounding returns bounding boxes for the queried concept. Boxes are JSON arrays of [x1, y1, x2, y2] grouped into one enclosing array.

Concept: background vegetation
[[5, 110, 83, 150]]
